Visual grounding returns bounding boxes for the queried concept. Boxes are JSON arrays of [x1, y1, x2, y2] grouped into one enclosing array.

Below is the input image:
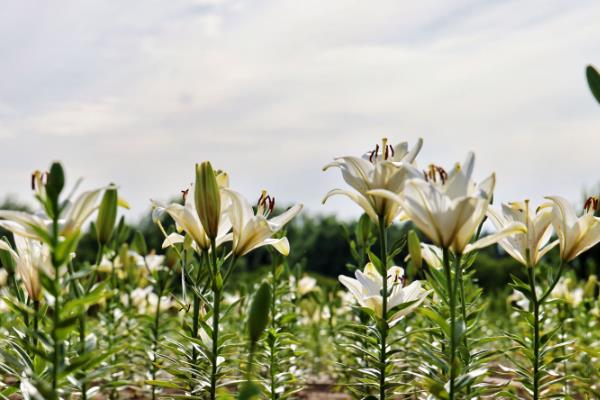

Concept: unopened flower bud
[[248, 281, 271, 343], [584, 275, 598, 300], [195, 161, 221, 241], [96, 186, 118, 245], [408, 230, 422, 271]]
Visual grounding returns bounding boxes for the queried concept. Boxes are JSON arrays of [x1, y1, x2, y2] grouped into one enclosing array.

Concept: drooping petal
[[268, 204, 303, 230], [162, 233, 185, 249], [323, 188, 379, 223], [463, 221, 527, 254]]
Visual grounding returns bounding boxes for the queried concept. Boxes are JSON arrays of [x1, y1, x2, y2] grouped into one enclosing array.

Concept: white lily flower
[[0, 188, 104, 242], [322, 138, 423, 226], [152, 182, 232, 252], [297, 276, 317, 296], [507, 289, 531, 311], [338, 263, 430, 324], [0, 268, 7, 287], [486, 200, 558, 266], [545, 196, 600, 262], [223, 189, 302, 256], [550, 277, 583, 307], [0, 236, 52, 301], [144, 254, 166, 272], [369, 152, 526, 254], [421, 243, 444, 269]]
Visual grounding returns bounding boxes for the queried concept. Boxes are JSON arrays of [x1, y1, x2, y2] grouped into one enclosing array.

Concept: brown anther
[[389, 145, 395, 157], [368, 144, 380, 163], [181, 189, 189, 203], [31, 173, 36, 191], [269, 196, 275, 212], [584, 196, 599, 214], [437, 166, 448, 185]]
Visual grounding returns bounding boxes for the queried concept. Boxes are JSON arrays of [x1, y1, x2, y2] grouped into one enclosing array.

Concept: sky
[[1, 0, 600, 222]]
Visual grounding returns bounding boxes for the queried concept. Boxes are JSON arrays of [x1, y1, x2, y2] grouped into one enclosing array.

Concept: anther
[[584, 196, 599, 214]]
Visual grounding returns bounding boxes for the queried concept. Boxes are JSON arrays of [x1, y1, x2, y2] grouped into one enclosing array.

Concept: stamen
[[181, 189, 189, 203], [584, 196, 599, 214], [437, 166, 448, 184], [269, 196, 275, 212]]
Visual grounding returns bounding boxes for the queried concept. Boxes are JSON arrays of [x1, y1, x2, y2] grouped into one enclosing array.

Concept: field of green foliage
[[0, 66, 599, 400]]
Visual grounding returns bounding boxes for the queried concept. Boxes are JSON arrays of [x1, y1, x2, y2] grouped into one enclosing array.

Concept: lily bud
[[131, 231, 148, 256], [195, 161, 221, 241], [46, 162, 65, 218], [248, 281, 271, 343], [96, 187, 118, 245], [357, 213, 371, 245], [584, 274, 598, 300], [408, 230, 422, 271]]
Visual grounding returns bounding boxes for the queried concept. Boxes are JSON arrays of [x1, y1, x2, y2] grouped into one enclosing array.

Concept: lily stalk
[[377, 216, 389, 400], [191, 250, 207, 381], [442, 248, 460, 400], [209, 239, 233, 400]]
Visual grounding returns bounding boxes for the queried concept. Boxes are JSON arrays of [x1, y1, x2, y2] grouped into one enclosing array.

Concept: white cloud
[[1, 0, 600, 221]]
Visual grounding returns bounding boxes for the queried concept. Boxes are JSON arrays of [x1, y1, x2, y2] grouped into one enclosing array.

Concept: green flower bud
[[131, 230, 148, 256], [408, 230, 422, 271], [195, 161, 221, 241], [357, 213, 371, 245], [584, 274, 598, 300], [46, 162, 65, 217], [96, 187, 118, 245], [248, 281, 271, 343]]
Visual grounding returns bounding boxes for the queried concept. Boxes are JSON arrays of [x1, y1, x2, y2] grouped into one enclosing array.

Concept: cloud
[[1, 0, 600, 220]]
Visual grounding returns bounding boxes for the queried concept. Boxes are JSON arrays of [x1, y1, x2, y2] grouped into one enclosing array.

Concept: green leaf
[[586, 65, 600, 104]]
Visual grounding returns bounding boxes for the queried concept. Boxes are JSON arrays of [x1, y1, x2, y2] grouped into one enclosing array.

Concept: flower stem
[[442, 248, 457, 400], [270, 255, 278, 400], [210, 239, 220, 400], [377, 217, 388, 400], [51, 214, 61, 393], [191, 251, 206, 382], [151, 281, 164, 400], [80, 242, 104, 400], [526, 266, 540, 400]]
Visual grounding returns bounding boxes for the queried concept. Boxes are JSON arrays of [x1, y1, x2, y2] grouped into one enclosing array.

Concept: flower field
[[0, 68, 600, 400]]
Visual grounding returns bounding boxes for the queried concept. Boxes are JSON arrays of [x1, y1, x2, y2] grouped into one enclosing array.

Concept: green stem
[[209, 239, 220, 400], [443, 248, 457, 400], [51, 215, 60, 392], [527, 266, 540, 400], [559, 303, 569, 396], [455, 254, 470, 377], [80, 242, 104, 400], [270, 255, 278, 400], [32, 300, 39, 349], [151, 282, 164, 400], [377, 217, 388, 400], [191, 251, 206, 381]]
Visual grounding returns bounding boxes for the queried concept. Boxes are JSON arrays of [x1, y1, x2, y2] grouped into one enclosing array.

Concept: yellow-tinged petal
[[463, 221, 527, 254]]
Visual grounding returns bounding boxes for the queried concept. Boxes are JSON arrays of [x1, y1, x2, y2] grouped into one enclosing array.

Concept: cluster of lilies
[[325, 138, 600, 400]]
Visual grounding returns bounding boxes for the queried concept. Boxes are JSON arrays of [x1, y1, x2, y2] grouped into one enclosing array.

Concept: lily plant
[[153, 161, 301, 399]]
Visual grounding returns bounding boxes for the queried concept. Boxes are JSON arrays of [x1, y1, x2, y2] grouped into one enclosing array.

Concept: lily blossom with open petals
[[486, 200, 558, 266], [224, 189, 302, 257], [152, 181, 232, 252], [0, 187, 108, 242], [339, 263, 430, 324], [369, 152, 525, 254], [322, 138, 423, 226], [546, 195, 600, 261], [0, 236, 52, 301]]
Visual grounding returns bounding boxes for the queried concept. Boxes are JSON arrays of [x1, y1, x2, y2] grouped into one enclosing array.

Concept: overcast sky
[[1, 0, 600, 222]]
